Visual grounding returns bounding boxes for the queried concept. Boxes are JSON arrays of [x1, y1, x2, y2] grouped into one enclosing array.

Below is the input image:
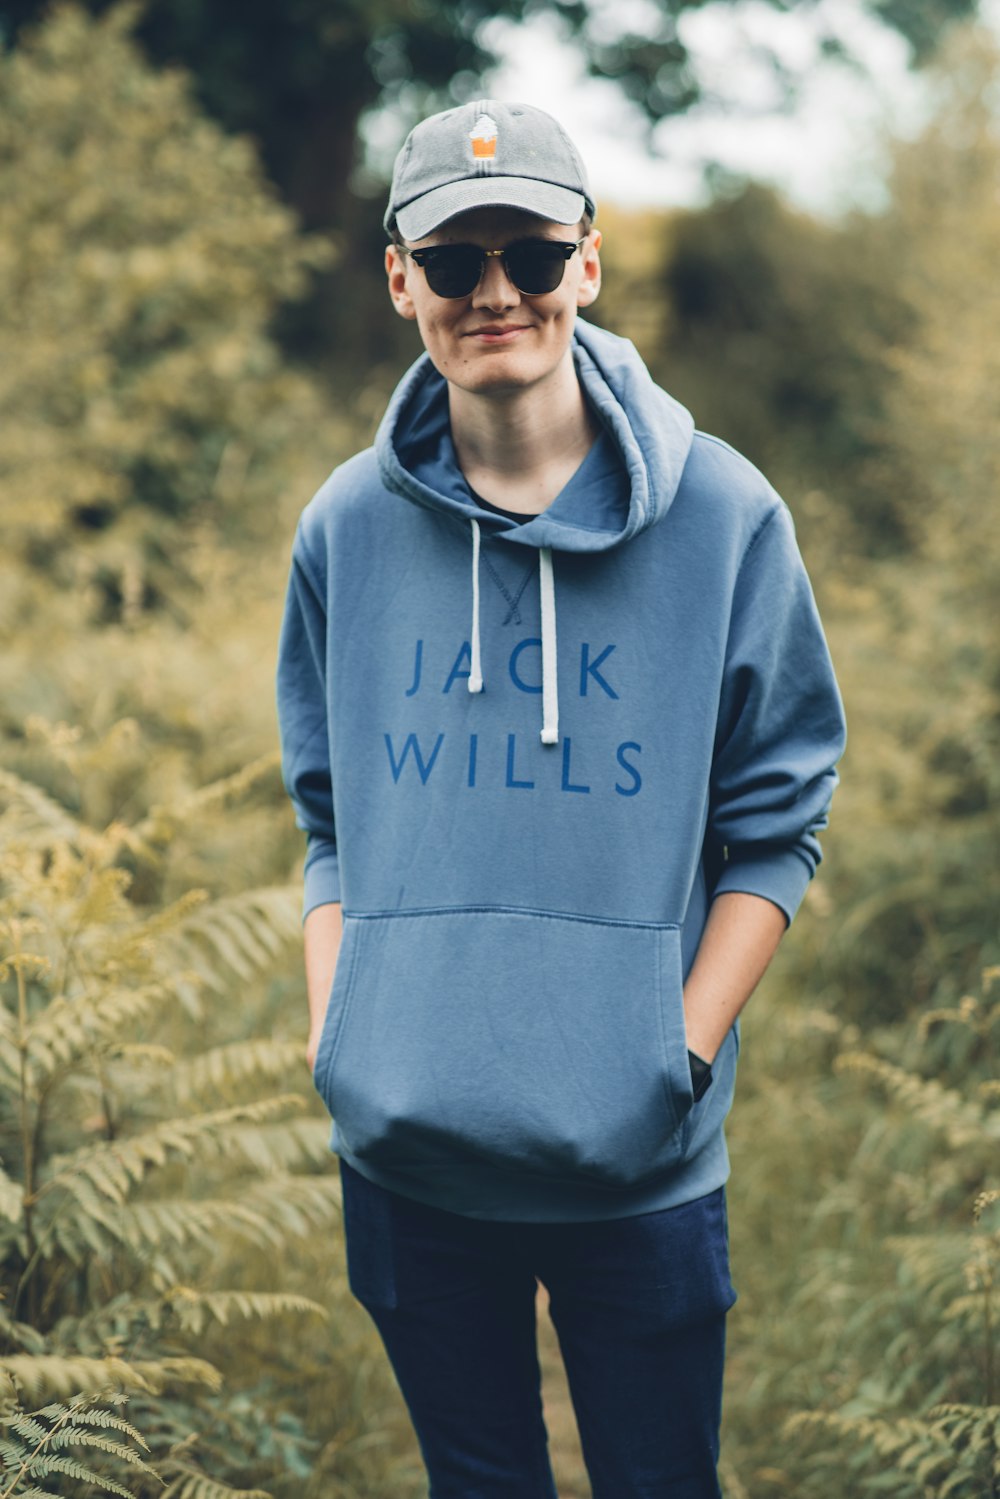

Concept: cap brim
[[393, 177, 587, 241]]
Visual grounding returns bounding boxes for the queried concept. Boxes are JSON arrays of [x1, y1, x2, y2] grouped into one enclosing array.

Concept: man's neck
[[449, 355, 597, 516]]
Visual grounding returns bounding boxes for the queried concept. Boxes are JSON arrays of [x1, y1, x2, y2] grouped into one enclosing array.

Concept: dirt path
[[536, 1282, 590, 1499]]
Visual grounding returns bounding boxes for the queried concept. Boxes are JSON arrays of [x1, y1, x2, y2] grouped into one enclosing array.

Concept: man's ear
[[576, 229, 602, 309], [386, 244, 417, 321]]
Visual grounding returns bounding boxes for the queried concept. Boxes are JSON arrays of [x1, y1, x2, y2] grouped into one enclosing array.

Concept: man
[[276, 99, 845, 1498]]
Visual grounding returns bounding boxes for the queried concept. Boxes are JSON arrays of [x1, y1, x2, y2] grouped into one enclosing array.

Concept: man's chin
[[449, 355, 552, 396]]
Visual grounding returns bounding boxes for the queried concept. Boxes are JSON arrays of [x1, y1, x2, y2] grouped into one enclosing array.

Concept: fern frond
[[785, 1403, 1000, 1487], [44, 1096, 308, 1207], [928, 1401, 1000, 1422], [219, 1118, 331, 1173], [38, 1178, 125, 1265], [7, 1416, 47, 1447], [164, 887, 300, 993], [23, 1450, 138, 1490], [43, 1431, 150, 1462], [942, 1291, 994, 1325], [36, 1184, 326, 1275], [121, 1172, 339, 1260], [44, 1167, 332, 1272], [0, 1170, 24, 1226], [882, 1232, 968, 1286], [104, 1043, 177, 1070], [785, 1409, 935, 1448], [835, 1050, 997, 1149], [171, 1040, 306, 1104], [0, 1354, 219, 1402], [126, 1359, 222, 1396], [127, 891, 212, 951], [0, 944, 50, 990], [0, 1039, 23, 1091], [161, 1462, 272, 1499], [26, 979, 191, 1080], [9, 1453, 139, 1497], [161, 1288, 326, 1335], [135, 752, 282, 846], [0, 1357, 153, 1403], [44, 1402, 148, 1445], [917, 993, 997, 1041], [62, 1285, 325, 1348], [0, 771, 88, 851], [0, 1392, 161, 1499], [973, 1189, 999, 1221], [68, 863, 133, 931], [0, 1306, 44, 1357]]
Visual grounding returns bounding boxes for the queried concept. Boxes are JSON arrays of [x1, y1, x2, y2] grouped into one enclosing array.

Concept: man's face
[[385, 206, 602, 399]]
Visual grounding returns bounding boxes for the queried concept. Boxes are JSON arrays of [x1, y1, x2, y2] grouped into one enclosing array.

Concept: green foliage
[[0, 1391, 159, 1499], [0, 0, 976, 238], [807, 33, 1000, 1027], [722, 962, 999, 1496], [651, 182, 912, 554], [0, 756, 341, 1494], [0, 2, 332, 626], [781, 977, 999, 1496]]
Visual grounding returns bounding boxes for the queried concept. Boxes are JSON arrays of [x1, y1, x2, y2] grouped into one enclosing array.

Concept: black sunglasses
[[400, 237, 586, 299]]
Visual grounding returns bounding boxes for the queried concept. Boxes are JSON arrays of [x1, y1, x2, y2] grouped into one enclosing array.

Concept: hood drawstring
[[469, 519, 484, 694], [468, 519, 559, 746], [538, 547, 558, 745]]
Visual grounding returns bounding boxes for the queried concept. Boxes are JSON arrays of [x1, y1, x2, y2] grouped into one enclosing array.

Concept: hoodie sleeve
[[708, 502, 846, 925], [276, 524, 341, 920]]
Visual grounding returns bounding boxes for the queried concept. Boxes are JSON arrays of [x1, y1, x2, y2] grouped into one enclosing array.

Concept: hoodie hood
[[375, 319, 695, 554]]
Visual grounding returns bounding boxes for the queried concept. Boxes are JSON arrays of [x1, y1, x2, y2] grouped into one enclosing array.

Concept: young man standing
[[277, 100, 845, 1497]]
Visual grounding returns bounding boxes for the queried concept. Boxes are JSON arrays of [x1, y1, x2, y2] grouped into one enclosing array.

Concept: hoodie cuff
[[712, 844, 816, 928], [302, 838, 341, 922]]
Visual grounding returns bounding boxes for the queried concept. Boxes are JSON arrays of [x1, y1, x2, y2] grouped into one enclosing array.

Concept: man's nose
[[471, 251, 520, 311]]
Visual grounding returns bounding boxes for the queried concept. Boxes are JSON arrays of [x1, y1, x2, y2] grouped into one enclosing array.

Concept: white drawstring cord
[[469, 519, 484, 694], [468, 520, 559, 742], [539, 546, 559, 745]]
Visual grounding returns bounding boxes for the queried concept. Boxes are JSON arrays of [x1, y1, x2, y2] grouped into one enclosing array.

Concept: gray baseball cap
[[385, 99, 596, 242]]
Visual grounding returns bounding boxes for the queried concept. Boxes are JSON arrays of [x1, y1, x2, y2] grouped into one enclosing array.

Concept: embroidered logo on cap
[[470, 114, 498, 159]]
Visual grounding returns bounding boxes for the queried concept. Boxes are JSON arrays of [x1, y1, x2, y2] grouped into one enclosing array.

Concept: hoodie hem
[[332, 1129, 731, 1223]]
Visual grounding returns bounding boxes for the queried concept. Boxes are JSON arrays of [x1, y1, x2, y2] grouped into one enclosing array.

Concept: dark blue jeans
[[339, 1159, 737, 1498]]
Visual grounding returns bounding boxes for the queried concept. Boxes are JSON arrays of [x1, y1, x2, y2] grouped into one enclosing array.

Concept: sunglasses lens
[[421, 246, 484, 298], [413, 240, 575, 298], [504, 242, 569, 295]]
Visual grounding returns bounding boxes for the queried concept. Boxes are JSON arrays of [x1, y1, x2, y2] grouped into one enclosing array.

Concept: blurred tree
[[0, 2, 334, 626], [0, 0, 978, 233], [818, 24, 1000, 1017], [650, 183, 913, 554], [878, 25, 1000, 563], [2, 0, 974, 374]]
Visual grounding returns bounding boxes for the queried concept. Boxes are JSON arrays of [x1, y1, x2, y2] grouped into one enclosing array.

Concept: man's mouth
[[464, 324, 531, 343]]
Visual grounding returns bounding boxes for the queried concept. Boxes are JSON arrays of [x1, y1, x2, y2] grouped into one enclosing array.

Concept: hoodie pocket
[[311, 917, 363, 1093], [318, 909, 695, 1189]]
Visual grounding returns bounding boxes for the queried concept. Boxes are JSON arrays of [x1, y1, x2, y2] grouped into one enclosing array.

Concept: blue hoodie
[[276, 319, 846, 1222]]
